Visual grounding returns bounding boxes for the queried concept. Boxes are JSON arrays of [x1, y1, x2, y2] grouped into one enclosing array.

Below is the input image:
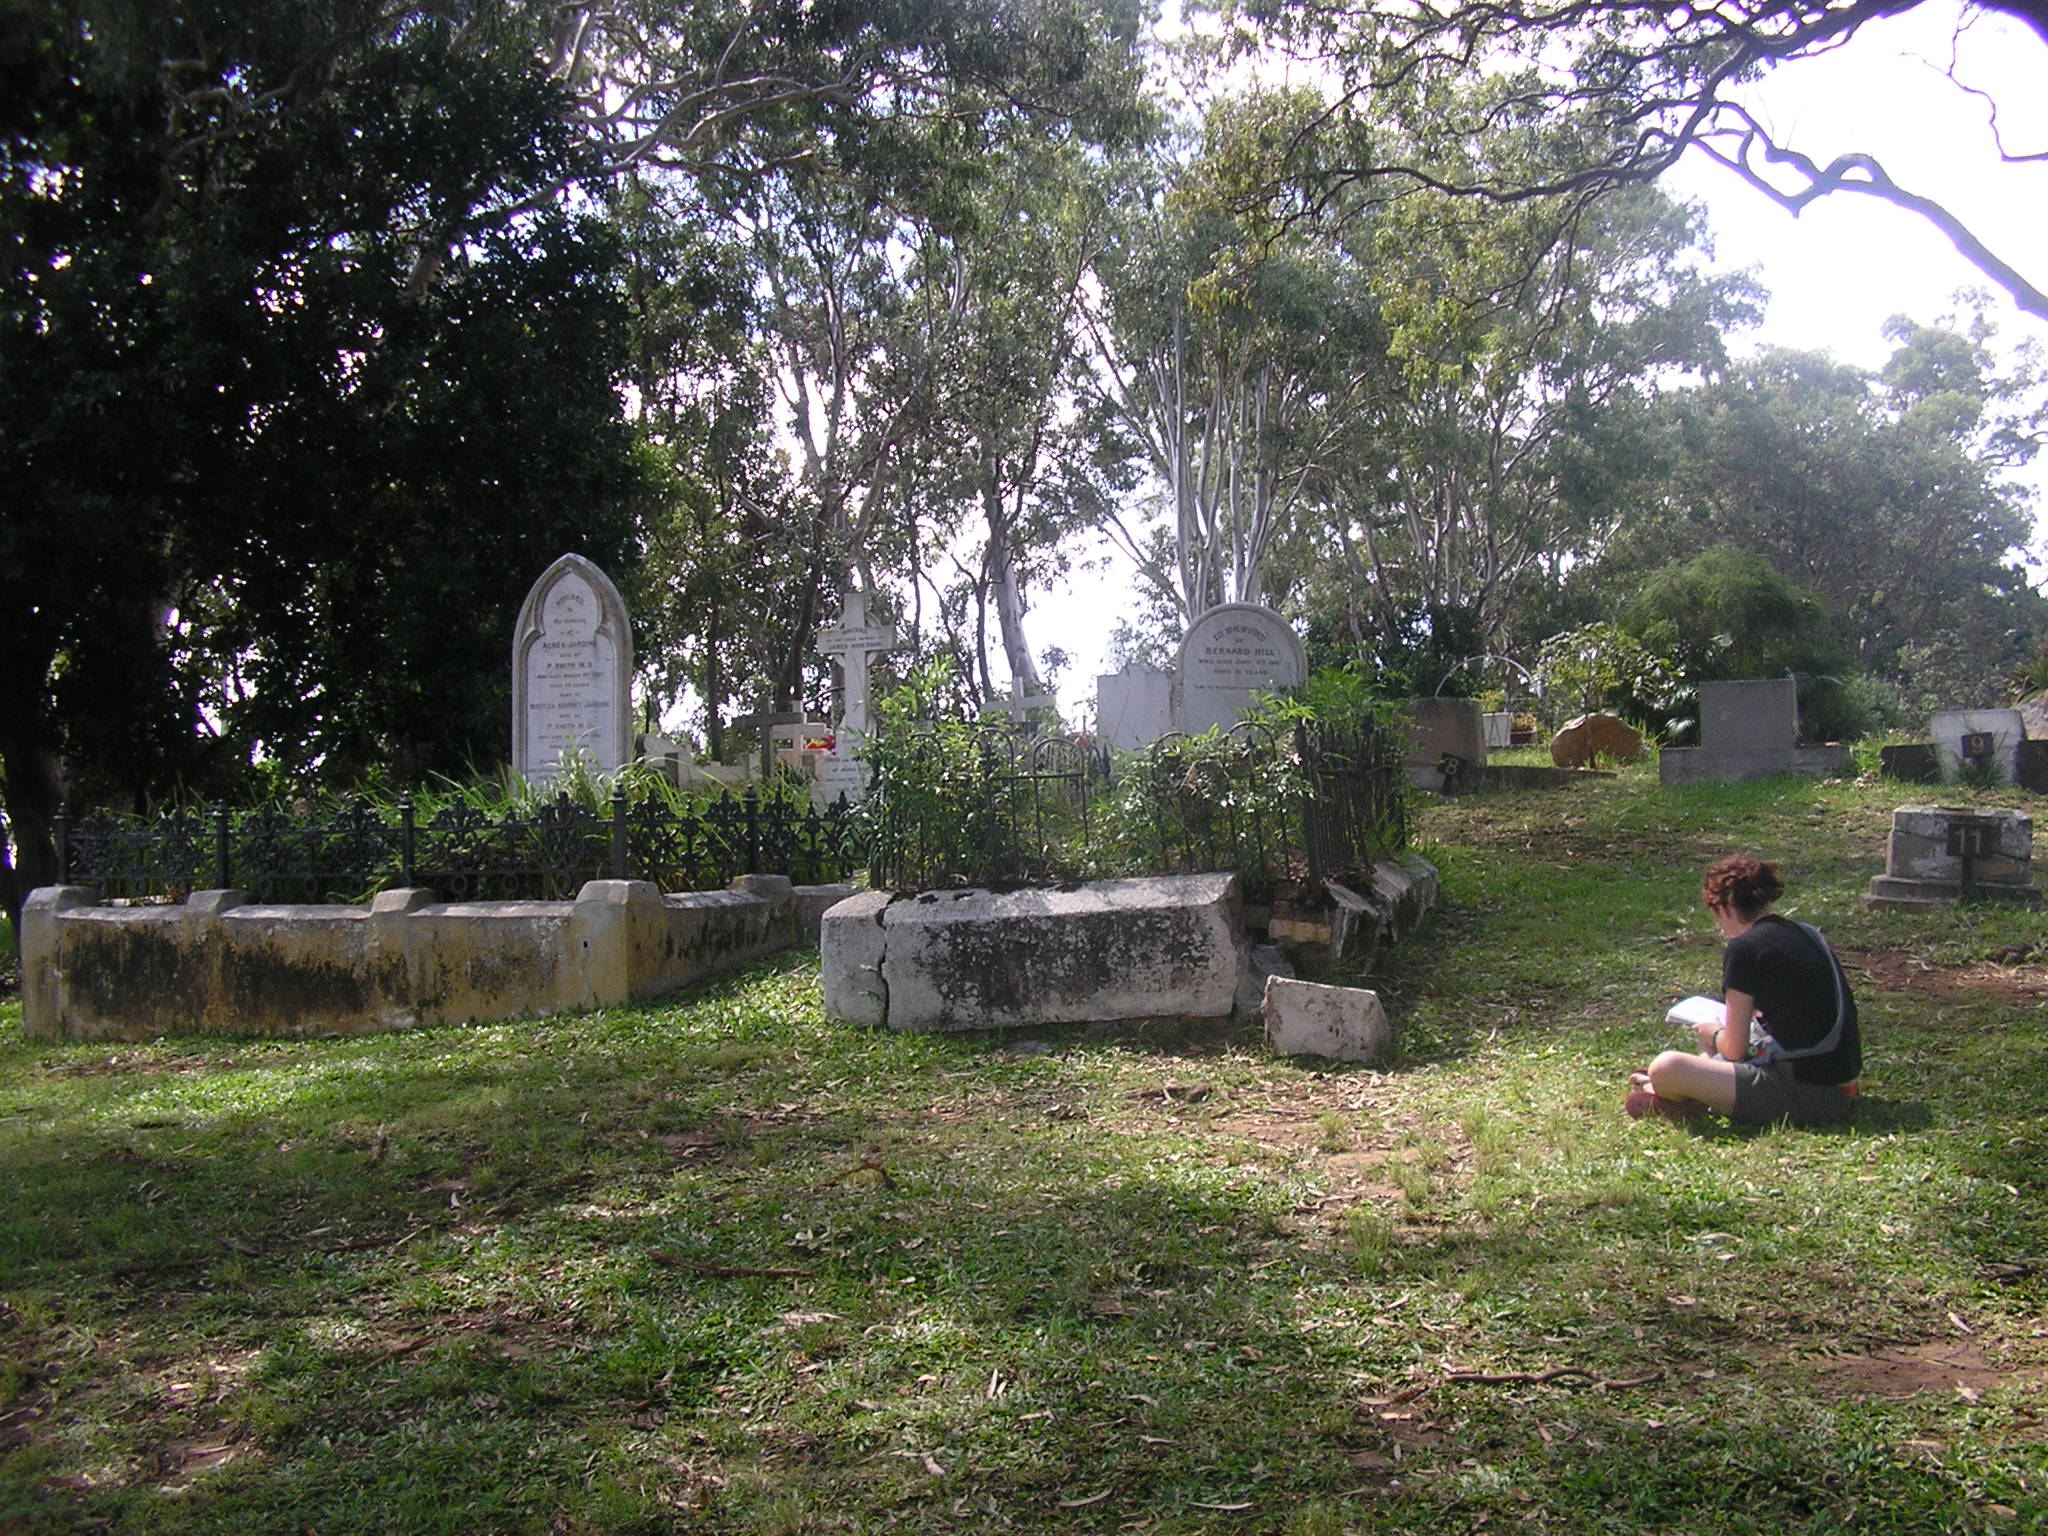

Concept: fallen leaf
[[1058, 1490, 1112, 1508]]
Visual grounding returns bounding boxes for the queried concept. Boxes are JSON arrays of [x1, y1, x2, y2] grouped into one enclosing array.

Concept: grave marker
[[512, 554, 633, 784], [1173, 603, 1307, 737], [812, 589, 901, 805], [1659, 677, 1850, 785]]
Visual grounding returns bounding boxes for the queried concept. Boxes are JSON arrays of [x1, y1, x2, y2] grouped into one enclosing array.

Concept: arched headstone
[[1173, 604, 1307, 737], [511, 554, 633, 784]]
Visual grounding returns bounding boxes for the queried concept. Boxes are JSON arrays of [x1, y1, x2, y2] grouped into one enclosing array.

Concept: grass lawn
[[3, 764, 2045, 1533]]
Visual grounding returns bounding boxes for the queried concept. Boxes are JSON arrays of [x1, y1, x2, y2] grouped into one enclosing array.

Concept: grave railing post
[[610, 786, 630, 880], [399, 796, 416, 887], [54, 807, 70, 883], [214, 803, 232, 891], [743, 788, 762, 875]]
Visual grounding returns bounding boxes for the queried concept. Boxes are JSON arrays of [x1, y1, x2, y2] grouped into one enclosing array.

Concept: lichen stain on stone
[[220, 943, 369, 1030], [69, 925, 201, 1027], [933, 909, 1198, 1017]]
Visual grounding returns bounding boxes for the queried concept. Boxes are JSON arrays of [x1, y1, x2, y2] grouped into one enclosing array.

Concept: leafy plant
[[1533, 622, 1684, 724]]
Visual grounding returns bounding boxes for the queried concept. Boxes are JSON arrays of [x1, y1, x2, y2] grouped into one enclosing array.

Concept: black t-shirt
[[1723, 914, 1862, 1084]]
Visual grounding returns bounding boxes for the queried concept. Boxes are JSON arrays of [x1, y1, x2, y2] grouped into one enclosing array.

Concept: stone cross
[[811, 589, 901, 807], [987, 685, 1057, 724], [813, 589, 900, 745]]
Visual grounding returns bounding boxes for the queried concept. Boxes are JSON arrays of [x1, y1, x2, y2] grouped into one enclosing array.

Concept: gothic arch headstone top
[[512, 554, 633, 784]]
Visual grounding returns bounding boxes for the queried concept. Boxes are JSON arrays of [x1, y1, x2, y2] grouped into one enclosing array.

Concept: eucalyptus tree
[[892, 132, 1138, 707], [1085, 87, 1385, 630], [1289, 170, 1752, 673], [1230, 0, 2048, 322]]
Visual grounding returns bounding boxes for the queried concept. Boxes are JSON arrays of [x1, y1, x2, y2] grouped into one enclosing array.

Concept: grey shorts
[[1730, 1061, 1857, 1128]]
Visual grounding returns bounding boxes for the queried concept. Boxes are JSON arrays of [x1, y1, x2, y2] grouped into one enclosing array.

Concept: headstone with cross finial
[[811, 589, 901, 805]]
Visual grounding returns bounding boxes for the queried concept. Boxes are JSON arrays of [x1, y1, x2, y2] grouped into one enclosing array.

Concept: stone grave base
[[822, 874, 1246, 1033], [1864, 805, 2042, 910], [824, 859, 1439, 1042]]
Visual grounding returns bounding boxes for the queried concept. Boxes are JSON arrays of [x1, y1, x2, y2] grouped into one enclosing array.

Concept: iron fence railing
[[866, 717, 1407, 899], [53, 789, 859, 904], [50, 716, 1406, 906]]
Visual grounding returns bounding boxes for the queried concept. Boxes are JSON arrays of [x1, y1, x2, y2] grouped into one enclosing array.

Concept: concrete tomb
[[22, 875, 854, 1040], [821, 873, 1247, 1033], [513, 554, 633, 785], [1659, 677, 1850, 786], [1864, 805, 2042, 910]]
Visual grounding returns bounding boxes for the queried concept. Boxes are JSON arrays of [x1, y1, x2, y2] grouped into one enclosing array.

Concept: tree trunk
[[982, 469, 1044, 699], [0, 722, 63, 959]]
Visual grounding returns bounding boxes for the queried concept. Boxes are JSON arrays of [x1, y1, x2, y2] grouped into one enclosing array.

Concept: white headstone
[[1173, 604, 1307, 737], [1096, 665, 1175, 753], [811, 589, 902, 806], [1932, 707, 2026, 785], [511, 554, 633, 784]]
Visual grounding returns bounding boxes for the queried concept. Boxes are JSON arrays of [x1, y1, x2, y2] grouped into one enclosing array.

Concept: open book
[[1666, 995, 1726, 1030]]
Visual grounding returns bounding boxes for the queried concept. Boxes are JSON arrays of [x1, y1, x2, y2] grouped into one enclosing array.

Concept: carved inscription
[[512, 555, 633, 784], [1175, 604, 1306, 738]]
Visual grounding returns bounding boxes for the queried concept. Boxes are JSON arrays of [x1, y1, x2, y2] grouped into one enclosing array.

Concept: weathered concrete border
[[22, 876, 854, 1040], [1267, 855, 1440, 971], [821, 873, 1247, 1032]]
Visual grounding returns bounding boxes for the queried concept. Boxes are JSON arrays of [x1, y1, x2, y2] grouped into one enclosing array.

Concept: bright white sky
[[1034, 0, 2048, 723]]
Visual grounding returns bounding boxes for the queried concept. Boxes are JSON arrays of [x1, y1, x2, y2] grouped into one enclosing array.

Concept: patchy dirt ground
[[1844, 948, 2048, 1002], [1812, 1340, 2048, 1405]]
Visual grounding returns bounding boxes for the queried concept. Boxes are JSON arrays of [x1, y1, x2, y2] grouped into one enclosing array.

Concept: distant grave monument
[[1403, 697, 1488, 791], [1659, 677, 1849, 786], [812, 589, 901, 807], [512, 554, 633, 785], [1096, 663, 1174, 752], [1930, 708, 2025, 785]]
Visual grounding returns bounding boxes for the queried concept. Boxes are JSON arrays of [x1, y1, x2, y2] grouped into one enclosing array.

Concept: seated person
[[1629, 855, 1861, 1127]]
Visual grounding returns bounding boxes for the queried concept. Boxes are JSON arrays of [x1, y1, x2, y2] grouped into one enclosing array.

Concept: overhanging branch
[[1696, 120, 2048, 322]]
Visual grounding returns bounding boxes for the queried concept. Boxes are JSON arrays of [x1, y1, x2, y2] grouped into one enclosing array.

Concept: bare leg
[[1645, 1049, 1741, 1114]]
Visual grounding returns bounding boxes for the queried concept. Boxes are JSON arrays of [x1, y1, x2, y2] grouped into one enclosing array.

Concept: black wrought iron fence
[[1297, 719, 1410, 882], [866, 715, 1407, 898], [53, 789, 859, 904], [865, 726, 1101, 891]]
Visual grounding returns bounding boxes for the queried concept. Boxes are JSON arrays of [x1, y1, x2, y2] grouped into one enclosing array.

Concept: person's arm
[[1716, 988, 1756, 1063]]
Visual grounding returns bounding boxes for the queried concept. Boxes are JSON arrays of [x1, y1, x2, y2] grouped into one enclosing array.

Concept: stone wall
[[22, 875, 852, 1041]]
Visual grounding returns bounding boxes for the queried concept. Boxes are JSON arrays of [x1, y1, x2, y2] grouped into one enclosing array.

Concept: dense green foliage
[[861, 666, 1405, 892], [5, 769, 2048, 1531], [1, 2, 645, 927]]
